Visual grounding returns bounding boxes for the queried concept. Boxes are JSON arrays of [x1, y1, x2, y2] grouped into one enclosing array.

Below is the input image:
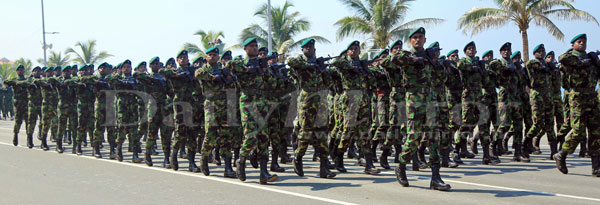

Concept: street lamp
[[41, 0, 59, 67], [267, 0, 272, 53]]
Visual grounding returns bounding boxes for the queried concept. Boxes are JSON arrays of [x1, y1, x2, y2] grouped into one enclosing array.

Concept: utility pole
[[267, 0, 273, 53], [41, 0, 47, 66]]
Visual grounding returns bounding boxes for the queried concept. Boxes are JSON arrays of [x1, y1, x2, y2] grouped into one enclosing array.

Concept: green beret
[[122, 60, 131, 66], [500, 42, 511, 51], [166, 57, 176, 64], [339, 49, 348, 56], [428, 41, 440, 49], [78, 65, 86, 71], [533, 44, 545, 54], [116, 63, 123, 70], [32, 66, 41, 71], [136, 61, 146, 69], [61, 65, 71, 72], [221, 50, 232, 59], [192, 56, 205, 63], [234, 55, 243, 61], [570, 33, 586, 44], [205, 46, 219, 55], [545, 51, 555, 58], [408, 27, 425, 38], [301, 38, 315, 48], [389, 40, 403, 49], [149, 56, 160, 64], [71, 65, 78, 71], [511, 51, 521, 60], [438, 55, 446, 60], [54, 66, 61, 71], [447, 49, 458, 57], [373, 49, 389, 60], [243, 37, 257, 47], [176, 50, 188, 58], [88, 64, 95, 70], [346, 40, 360, 51], [16, 65, 25, 70], [463, 41, 475, 52], [268, 51, 279, 57], [482, 50, 493, 58], [258, 47, 268, 53], [44, 67, 52, 72]]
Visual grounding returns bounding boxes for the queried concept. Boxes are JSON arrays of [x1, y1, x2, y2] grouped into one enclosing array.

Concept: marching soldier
[[4, 65, 29, 146]]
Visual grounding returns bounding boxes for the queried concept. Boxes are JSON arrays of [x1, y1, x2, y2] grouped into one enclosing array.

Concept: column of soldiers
[[5, 30, 599, 189]]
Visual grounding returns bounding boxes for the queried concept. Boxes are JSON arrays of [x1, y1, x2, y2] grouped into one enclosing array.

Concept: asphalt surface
[[0, 120, 598, 205]]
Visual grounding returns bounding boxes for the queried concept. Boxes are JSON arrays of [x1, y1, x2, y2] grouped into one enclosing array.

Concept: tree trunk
[[521, 29, 529, 62]]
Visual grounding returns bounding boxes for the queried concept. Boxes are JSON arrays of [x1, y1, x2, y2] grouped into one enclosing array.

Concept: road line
[[0, 141, 357, 205]]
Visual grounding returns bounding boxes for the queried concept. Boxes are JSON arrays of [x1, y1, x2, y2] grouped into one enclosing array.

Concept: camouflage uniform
[[25, 77, 43, 145], [4, 76, 29, 136], [525, 57, 557, 155], [4, 87, 14, 119], [549, 62, 564, 136], [456, 57, 486, 144], [133, 71, 170, 153], [81, 74, 117, 155], [65, 75, 95, 149], [34, 76, 59, 149], [380, 56, 406, 155], [52, 74, 77, 151]]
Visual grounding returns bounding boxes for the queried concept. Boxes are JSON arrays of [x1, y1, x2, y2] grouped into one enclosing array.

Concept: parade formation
[[4, 28, 600, 190]]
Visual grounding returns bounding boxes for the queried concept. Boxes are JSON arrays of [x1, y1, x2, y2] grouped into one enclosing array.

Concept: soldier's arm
[[559, 53, 585, 72]]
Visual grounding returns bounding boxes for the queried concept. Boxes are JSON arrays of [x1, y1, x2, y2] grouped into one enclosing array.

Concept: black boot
[[56, 139, 64, 154], [591, 156, 599, 177], [579, 141, 587, 158], [452, 143, 464, 164], [83, 136, 87, 147], [259, 157, 278, 185], [549, 140, 558, 160], [171, 146, 180, 171], [418, 143, 428, 166], [293, 155, 304, 176], [395, 163, 409, 187], [482, 144, 499, 165], [179, 148, 187, 159], [144, 147, 153, 166], [212, 146, 221, 166], [520, 140, 532, 163], [27, 134, 33, 149], [41, 137, 49, 151], [412, 154, 422, 171], [512, 144, 529, 162], [394, 144, 401, 163], [236, 156, 247, 181], [460, 141, 475, 159], [364, 154, 381, 175], [163, 148, 172, 169], [280, 147, 291, 164], [132, 147, 142, 163], [553, 149, 568, 174], [270, 151, 285, 173], [116, 143, 123, 161], [469, 133, 479, 155], [109, 142, 117, 160], [187, 150, 200, 173], [13, 133, 18, 146], [502, 136, 513, 155], [319, 157, 336, 178], [379, 148, 391, 169], [223, 156, 237, 178], [233, 149, 240, 167], [335, 150, 347, 172], [94, 142, 102, 158], [532, 136, 542, 155], [312, 150, 319, 162], [347, 144, 358, 159], [71, 141, 77, 154], [441, 148, 459, 168], [200, 155, 210, 176], [371, 141, 379, 163], [430, 164, 451, 191], [249, 149, 258, 169], [76, 142, 83, 156]]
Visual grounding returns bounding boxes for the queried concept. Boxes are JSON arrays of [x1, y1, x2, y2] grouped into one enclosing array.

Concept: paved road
[[0, 120, 598, 204]]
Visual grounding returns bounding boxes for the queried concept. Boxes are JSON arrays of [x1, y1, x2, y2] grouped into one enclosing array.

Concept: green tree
[[458, 0, 598, 61], [335, 0, 444, 49], [0, 64, 17, 82], [66, 39, 112, 65], [240, 1, 330, 56], [37, 50, 71, 67], [182, 30, 238, 58]]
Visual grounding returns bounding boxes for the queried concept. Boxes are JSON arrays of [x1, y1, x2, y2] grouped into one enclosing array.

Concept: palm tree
[[182, 30, 238, 58], [335, 0, 444, 49], [66, 39, 112, 65], [0, 64, 17, 82], [458, 0, 598, 61], [240, 1, 330, 55], [37, 50, 71, 67]]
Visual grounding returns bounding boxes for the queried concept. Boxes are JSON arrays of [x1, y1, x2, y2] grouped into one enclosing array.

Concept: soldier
[[508, 51, 533, 158], [81, 63, 115, 158], [50, 67, 60, 142], [134, 57, 172, 167], [135, 62, 149, 153], [35, 67, 59, 151], [160, 51, 200, 172], [190, 57, 206, 168], [221, 51, 245, 165], [230, 38, 278, 184], [65, 65, 94, 155], [25, 66, 43, 149], [369, 49, 391, 169], [4, 65, 29, 146], [442, 49, 461, 168], [546, 51, 565, 156], [525, 44, 558, 160], [52, 66, 77, 153], [195, 46, 237, 178], [264, 51, 287, 173], [382, 40, 406, 166], [384, 28, 449, 190], [333, 40, 380, 175], [287, 39, 336, 178], [554, 33, 600, 177], [4, 86, 14, 120]]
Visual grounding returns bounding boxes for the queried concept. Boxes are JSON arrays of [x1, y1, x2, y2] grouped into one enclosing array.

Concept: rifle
[[175, 68, 195, 81], [588, 50, 600, 67]]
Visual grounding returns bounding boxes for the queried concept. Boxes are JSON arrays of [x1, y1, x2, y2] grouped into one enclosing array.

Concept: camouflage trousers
[[92, 100, 116, 145], [40, 104, 57, 140], [76, 103, 94, 143], [57, 103, 77, 142], [296, 90, 330, 158], [446, 89, 462, 139], [399, 88, 440, 165], [227, 93, 243, 150], [277, 92, 294, 150], [171, 98, 197, 152], [239, 94, 269, 158], [526, 89, 556, 142], [339, 90, 371, 155], [519, 90, 533, 137], [552, 94, 564, 130], [476, 93, 497, 147], [429, 90, 452, 150], [13, 101, 27, 134], [329, 93, 344, 141], [27, 103, 42, 136], [384, 88, 406, 149], [457, 89, 486, 144], [201, 98, 234, 158], [562, 91, 600, 157], [116, 99, 139, 146], [557, 91, 572, 138], [146, 100, 170, 151], [370, 90, 390, 143], [494, 93, 523, 144], [192, 100, 205, 152]]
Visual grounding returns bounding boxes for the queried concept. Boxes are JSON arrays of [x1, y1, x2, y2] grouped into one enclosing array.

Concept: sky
[[1, 0, 599, 67]]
